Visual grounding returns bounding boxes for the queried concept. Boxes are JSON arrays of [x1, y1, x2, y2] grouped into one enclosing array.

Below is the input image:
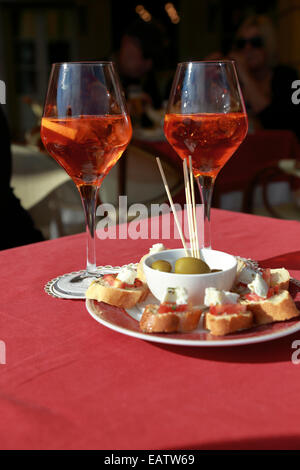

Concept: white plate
[[86, 287, 300, 347]]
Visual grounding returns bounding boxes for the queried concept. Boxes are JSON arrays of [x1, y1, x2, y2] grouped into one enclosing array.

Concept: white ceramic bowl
[[143, 248, 237, 306]]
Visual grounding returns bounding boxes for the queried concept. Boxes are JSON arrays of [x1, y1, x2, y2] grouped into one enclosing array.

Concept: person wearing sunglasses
[[235, 36, 264, 50], [228, 14, 300, 137]]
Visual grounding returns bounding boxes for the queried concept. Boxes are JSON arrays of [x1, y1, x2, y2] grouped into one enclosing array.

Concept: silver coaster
[[45, 263, 138, 299]]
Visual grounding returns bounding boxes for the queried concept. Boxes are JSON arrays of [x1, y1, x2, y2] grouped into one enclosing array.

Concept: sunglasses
[[235, 36, 264, 49]]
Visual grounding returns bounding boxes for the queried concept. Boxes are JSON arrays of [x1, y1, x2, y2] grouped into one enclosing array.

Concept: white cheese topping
[[248, 273, 269, 298], [236, 266, 257, 285], [163, 287, 177, 304], [163, 287, 189, 305], [204, 287, 240, 306], [204, 288, 223, 306], [116, 267, 137, 285], [149, 243, 166, 254], [222, 291, 240, 304], [175, 287, 189, 305]]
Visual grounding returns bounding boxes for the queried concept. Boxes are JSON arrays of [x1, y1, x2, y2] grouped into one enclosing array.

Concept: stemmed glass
[[164, 60, 248, 250], [41, 62, 132, 297]]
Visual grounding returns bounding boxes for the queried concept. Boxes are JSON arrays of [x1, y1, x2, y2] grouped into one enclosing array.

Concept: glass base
[[50, 271, 101, 299], [45, 263, 138, 300]]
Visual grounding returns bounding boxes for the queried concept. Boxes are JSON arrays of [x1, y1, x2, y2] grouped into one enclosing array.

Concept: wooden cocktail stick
[[188, 155, 200, 259], [183, 159, 196, 257], [156, 157, 189, 256]]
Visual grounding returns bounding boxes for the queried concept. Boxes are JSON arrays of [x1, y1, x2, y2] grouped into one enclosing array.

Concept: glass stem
[[78, 184, 100, 274], [197, 175, 215, 250]]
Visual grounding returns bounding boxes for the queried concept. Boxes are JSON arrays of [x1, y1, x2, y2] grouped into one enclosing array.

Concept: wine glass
[[164, 60, 248, 250], [41, 62, 132, 297]]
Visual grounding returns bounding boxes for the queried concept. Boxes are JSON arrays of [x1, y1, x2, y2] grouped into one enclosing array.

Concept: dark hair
[[123, 18, 168, 67]]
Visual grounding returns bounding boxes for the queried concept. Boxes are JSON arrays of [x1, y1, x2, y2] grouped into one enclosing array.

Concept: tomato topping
[[103, 273, 142, 289], [134, 278, 143, 288], [122, 278, 143, 289], [238, 282, 248, 288], [209, 304, 247, 315], [244, 292, 262, 302], [262, 268, 271, 286], [267, 285, 279, 298], [158, 302, 188, 314], [103, 274, 117, 286], [173, 304, 188, 312]]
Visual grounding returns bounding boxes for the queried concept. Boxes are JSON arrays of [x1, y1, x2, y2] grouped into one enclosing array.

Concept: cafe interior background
[[1, 0, 300, 243]]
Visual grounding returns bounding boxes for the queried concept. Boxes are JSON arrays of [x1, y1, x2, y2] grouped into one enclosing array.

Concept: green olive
[[175, 257, 211, 274], [151, 259, 172, 272]]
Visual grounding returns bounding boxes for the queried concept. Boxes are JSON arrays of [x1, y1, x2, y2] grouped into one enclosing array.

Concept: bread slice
[[86, 277, 149, 309], [270, 268, 290, 291], [136, 254, 148, 282], [241, 289, 299, 325], [204, 311, 253, 336], [140, 304, 202, 333]]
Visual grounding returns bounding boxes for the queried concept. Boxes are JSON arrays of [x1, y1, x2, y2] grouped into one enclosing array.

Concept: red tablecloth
[[1, 208, 300, 450]]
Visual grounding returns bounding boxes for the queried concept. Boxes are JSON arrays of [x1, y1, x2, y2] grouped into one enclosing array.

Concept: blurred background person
[[204, 14, 300, 138], [228, 14, 300, 138], [0, 105, 44, 250], [112, 18, 168, 129]]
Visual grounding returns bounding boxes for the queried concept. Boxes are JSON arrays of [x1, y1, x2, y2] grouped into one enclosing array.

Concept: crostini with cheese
[[234, 263, 290, 296], [139, 287, 202, 333], [203, 287, 253, 336], [86, 266, 149, 309], [239, 270, 299, 325]]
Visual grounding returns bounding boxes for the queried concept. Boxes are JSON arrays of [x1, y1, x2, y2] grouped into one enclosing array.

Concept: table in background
[[215, 129, 300, 212], [1, 208, 300, 449], [133, 129, 300, 212], [11, 144, 81, 239], [11, 143, 183, 239]]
